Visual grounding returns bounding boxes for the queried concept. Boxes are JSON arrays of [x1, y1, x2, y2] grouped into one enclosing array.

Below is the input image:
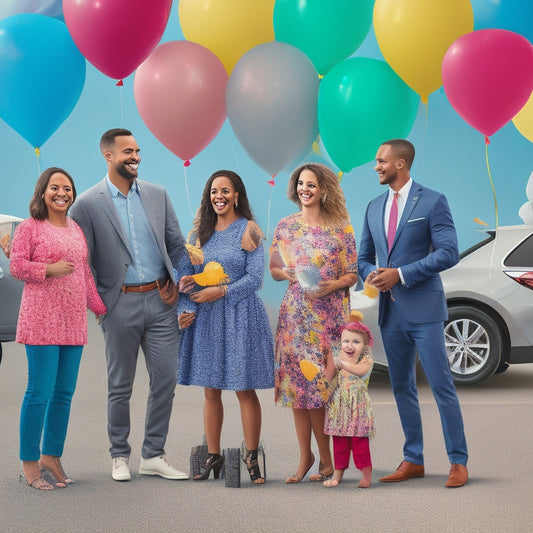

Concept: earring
[[234, 199, 239, 208], [321, 194, 327, 205]]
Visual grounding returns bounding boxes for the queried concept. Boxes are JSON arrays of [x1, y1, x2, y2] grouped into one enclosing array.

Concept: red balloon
[[133, 41, 228, 161], [63, 0, 172, 80], [442, 29, 533, 137]]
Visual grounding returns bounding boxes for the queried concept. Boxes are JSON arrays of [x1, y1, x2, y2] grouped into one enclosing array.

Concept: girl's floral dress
[[271, 213, 357, 409]]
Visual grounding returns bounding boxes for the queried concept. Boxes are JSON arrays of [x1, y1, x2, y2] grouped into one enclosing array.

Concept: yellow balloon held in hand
[[192, 261, 229, 287], [362, 282, 379, 299], [374, 0, 473, 103]]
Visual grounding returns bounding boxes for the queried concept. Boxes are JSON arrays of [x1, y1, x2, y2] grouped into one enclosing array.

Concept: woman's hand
[[179, 275, 196, 294], [178, 311, 196, 329], [306, 272, 357, 299], [46, 260, 75, 277], [270, 265, 297, 282], [189, 286, 226, 303]]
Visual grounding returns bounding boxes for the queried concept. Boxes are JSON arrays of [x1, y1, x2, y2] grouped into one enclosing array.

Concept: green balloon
[[318, 57, 419, 172], [274, 0, 373, 75]]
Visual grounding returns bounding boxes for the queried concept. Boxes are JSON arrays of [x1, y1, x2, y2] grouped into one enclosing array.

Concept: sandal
[[39, 455, 72, 486], [19, 465, 54, 491], [309, 462, 334, 482], [243, 449, 264, 484], [286, 454, 315, 484], [40, 469, 68, 488]]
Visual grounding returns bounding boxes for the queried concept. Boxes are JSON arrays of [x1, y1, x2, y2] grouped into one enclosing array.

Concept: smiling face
[[43, 172, 74, 217], [340, 330, 365, 361], [106, 135, 141, 181], [210, 176, 238, 217], [296, 168, 323, 209]]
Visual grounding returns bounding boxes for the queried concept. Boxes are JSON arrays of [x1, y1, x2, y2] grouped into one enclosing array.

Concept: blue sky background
[[1, 3, 532, 309]]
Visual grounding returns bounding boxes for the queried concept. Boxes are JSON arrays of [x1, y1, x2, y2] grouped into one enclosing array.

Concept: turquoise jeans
[[20, 345, 83, 461]]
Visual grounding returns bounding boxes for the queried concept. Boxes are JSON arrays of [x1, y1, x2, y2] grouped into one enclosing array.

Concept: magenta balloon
[[133, 41, 228, 161], [63, 0, 172, 80], [442, 29, 533, 137]]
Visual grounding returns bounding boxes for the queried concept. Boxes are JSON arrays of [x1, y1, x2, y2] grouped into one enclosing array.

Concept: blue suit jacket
[[358, 181, 459, 325]]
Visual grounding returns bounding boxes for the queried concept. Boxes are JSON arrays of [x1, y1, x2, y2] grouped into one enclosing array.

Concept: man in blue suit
[[358, 139, 468, 488]]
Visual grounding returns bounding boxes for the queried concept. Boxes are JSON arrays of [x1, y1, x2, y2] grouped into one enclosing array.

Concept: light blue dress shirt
[[106, 176, 167, 284]]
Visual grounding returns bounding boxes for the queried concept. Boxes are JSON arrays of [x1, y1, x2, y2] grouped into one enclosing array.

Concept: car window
[[503, 233, 533, 267], [459, 231, 495, 260], [0, 221, 20, 259]]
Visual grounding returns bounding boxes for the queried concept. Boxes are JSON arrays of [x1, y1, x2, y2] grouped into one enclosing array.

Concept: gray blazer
[[69, 178, 187, 313]]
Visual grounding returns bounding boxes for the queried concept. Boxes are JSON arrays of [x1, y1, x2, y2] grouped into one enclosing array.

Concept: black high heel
[[193, 453, 224, 481], [243, 449, 264, 484]]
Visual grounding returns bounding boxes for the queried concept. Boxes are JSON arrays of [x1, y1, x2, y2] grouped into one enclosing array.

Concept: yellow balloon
[[193, 261, 229, 286], [299, 359, 320, 382], [374, 0, 473, 103], [179, 0, 275, 75], [513, 90, 533, 143]]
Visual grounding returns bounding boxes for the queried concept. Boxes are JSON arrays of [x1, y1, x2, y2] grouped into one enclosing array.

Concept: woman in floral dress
[[270, 163, 358, 483]]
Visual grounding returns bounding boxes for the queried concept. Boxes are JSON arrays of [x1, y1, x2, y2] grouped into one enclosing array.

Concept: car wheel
[[444, 305, 503, 386]]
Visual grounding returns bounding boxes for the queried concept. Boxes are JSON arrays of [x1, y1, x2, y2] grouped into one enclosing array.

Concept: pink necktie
[[388, 193, 398, 251]]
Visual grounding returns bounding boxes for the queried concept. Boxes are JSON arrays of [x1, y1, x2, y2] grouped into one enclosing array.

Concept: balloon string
[[119, 83, 124, 126], [183, 163, 195, 219], [34, 147, 41, 175], [484, 137, 498, 281], [485, 138, 498, 229], [266, 178, 275, 241]]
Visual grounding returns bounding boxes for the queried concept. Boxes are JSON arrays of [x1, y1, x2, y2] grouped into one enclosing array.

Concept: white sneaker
[[112, 457, 131, 481], [139, 454, 189, 480]]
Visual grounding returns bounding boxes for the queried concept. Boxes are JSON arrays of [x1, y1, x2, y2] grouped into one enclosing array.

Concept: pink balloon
[[63, 0, 172, 80], [442, 29, 533, 137], [133, 41, 228, 161]]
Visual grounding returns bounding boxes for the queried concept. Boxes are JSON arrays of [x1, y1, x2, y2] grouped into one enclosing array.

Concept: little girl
[[301, 321, 375, 488]]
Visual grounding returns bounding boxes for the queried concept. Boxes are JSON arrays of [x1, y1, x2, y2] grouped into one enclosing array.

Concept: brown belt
[[121, 280, 158, 294]]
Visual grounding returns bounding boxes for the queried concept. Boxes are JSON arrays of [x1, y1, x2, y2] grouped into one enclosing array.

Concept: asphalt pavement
[[1, 318, 533, 533]]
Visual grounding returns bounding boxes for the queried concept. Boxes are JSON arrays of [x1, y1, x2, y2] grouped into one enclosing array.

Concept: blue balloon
[[0, 14, 85, 148], [471, 0, 533, 43]]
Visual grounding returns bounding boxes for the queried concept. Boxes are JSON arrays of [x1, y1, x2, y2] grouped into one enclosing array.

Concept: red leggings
[[332, 436, 372, 471]]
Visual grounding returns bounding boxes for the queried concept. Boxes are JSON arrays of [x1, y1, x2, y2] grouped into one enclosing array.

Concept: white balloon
[[518, 201, 533, 225], [0, 0, 62, 20], [525, 171, 533, 201]]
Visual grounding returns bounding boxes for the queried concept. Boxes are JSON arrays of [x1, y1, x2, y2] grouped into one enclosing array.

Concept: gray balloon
[[226, 41, 319, 176]]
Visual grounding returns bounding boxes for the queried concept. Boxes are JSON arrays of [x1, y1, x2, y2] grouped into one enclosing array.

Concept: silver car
[[351, 225, 533, 386], [0, 214, 24, 364]]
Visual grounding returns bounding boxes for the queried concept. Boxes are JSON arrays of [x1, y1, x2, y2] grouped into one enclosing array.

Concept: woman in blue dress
[[177, 170, 274, 484]]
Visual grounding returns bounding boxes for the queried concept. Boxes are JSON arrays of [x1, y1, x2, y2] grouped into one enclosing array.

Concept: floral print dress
[[271, 213, 357, 409], [324, 351, 376, 437]]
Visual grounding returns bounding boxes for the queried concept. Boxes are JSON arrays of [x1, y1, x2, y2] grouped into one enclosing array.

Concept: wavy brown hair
[[193, 170, 254, 246], [287, 162, 349, 228], [29, 167, 77, 220]]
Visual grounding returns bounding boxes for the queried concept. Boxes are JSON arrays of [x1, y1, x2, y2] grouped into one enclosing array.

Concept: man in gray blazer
[[70, 128, 189, 481]]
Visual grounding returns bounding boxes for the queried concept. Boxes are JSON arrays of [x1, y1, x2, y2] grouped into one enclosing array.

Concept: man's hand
[[157, 279, 178, 306], [371, 268, 400, 292]]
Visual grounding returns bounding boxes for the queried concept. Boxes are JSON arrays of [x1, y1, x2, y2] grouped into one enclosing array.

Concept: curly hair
[[287, 163, 350, 228], [193, 170, 254, 246], [29, 167, 77, 220], [342, 321, 374, 347]]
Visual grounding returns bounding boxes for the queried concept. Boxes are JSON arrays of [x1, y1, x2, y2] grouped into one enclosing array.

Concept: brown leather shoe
[[379, 461, 425, 483], [446, 464, 468, 487]]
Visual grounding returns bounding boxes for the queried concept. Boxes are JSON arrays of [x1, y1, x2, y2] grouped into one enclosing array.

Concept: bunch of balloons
[[1, 0, 532, 173]]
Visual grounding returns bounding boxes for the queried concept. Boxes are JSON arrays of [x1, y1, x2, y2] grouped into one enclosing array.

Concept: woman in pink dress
[[10, 167, 106, 490], [270, 163, 358, 483]]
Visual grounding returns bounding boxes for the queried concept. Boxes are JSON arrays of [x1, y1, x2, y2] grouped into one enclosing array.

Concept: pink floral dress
[[271, 213, 357, 409]]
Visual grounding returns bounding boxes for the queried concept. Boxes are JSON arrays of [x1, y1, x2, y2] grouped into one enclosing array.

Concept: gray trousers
[[100, 289, 179, 458]]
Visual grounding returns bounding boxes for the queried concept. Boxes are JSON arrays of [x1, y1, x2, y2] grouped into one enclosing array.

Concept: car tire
[[444, 305, 503, 386]]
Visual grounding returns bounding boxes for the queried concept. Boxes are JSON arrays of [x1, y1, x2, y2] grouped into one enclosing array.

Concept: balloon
[[274, 0, 373, 75], [471, 0, 533, 43], [227, 42, 319, 176], [374, 0, 473, 103], [442, 29, 533, 137], [318, 58, 418, 172], [513, 91, 533, 143], [193, 262, 229, 286], [179, 0, 275, 75], [63, 0, 171, 80], [134, 41, 228, 162], [0, 0, 62, 20], [0, 14, 85, 148]]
